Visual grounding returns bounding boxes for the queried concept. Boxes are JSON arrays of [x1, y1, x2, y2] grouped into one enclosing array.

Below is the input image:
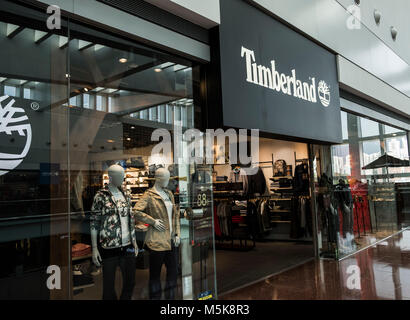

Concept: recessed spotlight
[[131, 126, 135, 129], [391, 26, 398, 41], [126, 138, 131, 141], [119, 58, 128, 64], [154, 68, 162, 73], [84, 88, 89, 92]]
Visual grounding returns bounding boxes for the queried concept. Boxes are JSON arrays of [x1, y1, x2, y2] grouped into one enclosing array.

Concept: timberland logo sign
[[241, 46, 331, 107], [0, 95, 32, 176]]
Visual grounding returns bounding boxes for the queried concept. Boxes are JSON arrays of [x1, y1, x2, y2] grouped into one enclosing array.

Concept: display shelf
[[73, 283, 95, 290], [270, 187, 293, 190], [270, 176, 293, 180], [271, 198, 292, 201], [271, 209, 291, 213], [126, 184, 149, 187], [270, 220, 291, 223]]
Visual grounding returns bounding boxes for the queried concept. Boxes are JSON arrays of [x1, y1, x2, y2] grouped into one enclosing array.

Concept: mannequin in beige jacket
[[134, 167, 180, 299]]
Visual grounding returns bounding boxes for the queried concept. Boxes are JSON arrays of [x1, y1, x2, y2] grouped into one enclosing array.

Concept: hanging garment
[[300, 198, 306, 229], [256, 199, 271, 233], [248, 167, 267, 195], [293, 163, 309, 194], [335, 182, 354, 237], [230, 168, 249, 195], [214, 204, 222, 237], [305, 198, 313, 237]]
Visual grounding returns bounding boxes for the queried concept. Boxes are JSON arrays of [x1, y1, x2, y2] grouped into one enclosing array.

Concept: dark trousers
[[100, 245, 136, 300], [148, 244, 179, 300]]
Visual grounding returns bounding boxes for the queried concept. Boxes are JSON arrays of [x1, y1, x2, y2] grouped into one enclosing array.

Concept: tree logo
[[318, 81, 331, 107], [0, 95, 32, 176]]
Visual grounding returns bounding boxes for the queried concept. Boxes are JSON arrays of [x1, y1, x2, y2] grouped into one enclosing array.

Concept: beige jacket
[[133, 188, 180, 251]]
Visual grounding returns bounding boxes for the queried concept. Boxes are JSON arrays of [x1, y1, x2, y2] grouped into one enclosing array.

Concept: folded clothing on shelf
[[279, 178, 292, 188], [72, 243, 92, 258], [232, 216, 246, 224]]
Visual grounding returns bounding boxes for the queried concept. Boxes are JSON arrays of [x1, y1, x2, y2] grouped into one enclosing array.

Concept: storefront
[[1, 0, 409, 301], [206, 0, 410, 294], [204, 0, 342, 294]]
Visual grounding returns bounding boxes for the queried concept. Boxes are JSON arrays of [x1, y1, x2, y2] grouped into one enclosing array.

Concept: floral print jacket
[[90, 187, 138, 252]]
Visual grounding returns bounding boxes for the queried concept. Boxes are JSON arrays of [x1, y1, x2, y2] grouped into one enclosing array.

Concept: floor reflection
[[221, 230, 410, 300]]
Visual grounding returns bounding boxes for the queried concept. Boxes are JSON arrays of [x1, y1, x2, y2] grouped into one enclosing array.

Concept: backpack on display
[[273, 159, 287, 177]]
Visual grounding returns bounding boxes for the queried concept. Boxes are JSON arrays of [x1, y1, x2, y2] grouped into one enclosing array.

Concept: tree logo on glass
[[0, 95, 32, 176], [318, 81, 331, 107]]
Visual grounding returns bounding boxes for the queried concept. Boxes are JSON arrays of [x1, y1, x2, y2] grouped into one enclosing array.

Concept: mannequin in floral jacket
[[90, 164, 138, 300]]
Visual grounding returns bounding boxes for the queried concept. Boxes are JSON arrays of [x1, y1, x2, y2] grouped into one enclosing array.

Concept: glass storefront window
[[341, 111, 348, 140], [0, 0, 216, 300], [0, 0, 70, 299], [361, 139, 382, 176], [314, 109, 410, 260], [360, 117, 380, 138]]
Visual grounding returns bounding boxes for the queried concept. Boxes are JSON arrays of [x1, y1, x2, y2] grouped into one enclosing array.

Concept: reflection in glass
[[360, 117, 379, 138], [318, 110, 410, 259]]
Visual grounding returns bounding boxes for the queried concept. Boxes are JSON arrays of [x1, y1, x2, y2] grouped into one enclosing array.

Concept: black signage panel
[[219, 0, 342, 143]]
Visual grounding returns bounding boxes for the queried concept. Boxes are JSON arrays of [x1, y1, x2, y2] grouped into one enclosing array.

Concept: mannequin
[[134, 167, 180, 300], [90, 164, 138, 300]]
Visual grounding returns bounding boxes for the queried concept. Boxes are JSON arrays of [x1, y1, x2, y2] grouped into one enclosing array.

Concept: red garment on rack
[[350, 181, 371, 234]]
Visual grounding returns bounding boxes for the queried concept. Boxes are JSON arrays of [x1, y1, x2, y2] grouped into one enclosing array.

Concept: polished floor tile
[[221, 230, 410, 300]]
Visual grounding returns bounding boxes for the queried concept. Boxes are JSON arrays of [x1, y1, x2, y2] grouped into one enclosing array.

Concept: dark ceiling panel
[[97, 0, 209, 44]]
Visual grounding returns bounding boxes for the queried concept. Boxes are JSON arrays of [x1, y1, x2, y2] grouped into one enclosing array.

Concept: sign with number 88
[[197, 193, 207, 207]]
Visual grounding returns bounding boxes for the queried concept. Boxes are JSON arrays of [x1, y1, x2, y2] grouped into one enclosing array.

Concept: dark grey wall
[[218, 0, 342, 144]]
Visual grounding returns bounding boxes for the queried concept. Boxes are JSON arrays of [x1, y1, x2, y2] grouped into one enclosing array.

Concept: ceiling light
[[84, 88, 89, 92], [154, 68, 162, 73], [131, 126, 135, 129], [126, 137, 131, 141], [119, 58, 128, 63], [107, 139, 115, 143]]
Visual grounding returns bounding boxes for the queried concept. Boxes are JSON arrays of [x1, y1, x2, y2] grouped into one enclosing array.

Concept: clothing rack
[[252, 154, 275, 177], [294, 151, 308, 164], [214, 197, 256, 251]]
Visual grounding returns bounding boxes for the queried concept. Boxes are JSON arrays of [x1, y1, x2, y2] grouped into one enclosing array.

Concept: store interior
[[211, 137, 315, 294]]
